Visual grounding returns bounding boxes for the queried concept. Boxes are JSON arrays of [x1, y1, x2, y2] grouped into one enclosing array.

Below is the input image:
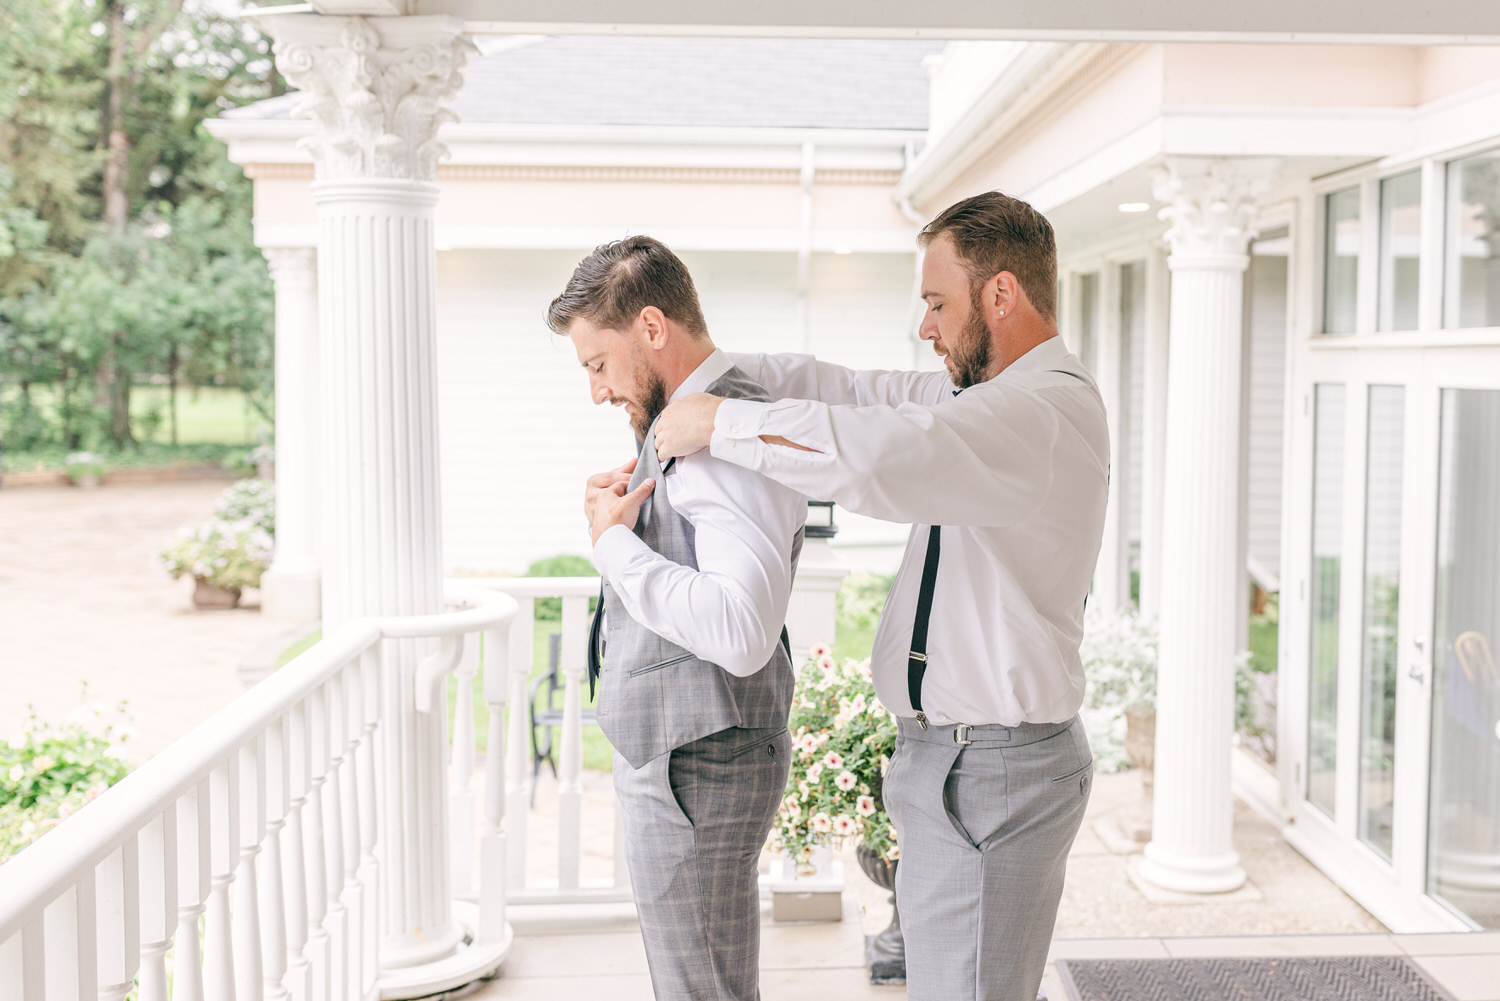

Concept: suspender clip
[[908, 651, 927, 663], [915, 712, 928, 730], [954, 723, 972, 746]]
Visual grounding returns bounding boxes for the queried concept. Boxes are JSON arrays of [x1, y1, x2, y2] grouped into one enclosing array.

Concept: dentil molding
[[1151, 157, 1279, 267], [253, 13, 476, 182]]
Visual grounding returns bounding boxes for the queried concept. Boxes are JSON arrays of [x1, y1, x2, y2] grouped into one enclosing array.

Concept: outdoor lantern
[[805, 499, 838, 539]]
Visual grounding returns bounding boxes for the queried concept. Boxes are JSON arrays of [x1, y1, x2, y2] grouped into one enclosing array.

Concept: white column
[[1138, 246, 1170, 620], [261, 247, 321, 623], [257, 8, 476, 982], [1140, 157, 1274, 894]]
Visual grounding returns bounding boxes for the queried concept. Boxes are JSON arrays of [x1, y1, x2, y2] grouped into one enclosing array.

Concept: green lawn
[[0, 383, 262, 457]]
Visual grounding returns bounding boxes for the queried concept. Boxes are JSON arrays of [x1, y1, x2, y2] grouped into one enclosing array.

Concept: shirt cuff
[[591, 523, 649, 581], [710, 397, 767, 457]]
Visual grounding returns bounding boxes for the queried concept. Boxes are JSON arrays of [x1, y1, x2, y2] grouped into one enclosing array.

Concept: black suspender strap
[[587, 580, 605, 700], [907, 524, 941, 725]]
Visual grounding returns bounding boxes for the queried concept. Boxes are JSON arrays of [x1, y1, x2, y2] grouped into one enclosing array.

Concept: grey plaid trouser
[[613, 726, 792, 1001], [886, 714, 1093, 1001]]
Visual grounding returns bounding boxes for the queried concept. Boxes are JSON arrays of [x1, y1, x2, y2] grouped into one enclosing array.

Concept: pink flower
[[856, 795, 876, 817], [806, 763, 824, 784], [887, 845, 901, 861], [810, 642, 833, 659], [832, 814, 857, 837], [783, 800, 801, 819], [835, 771, 857, 792], [797, 733, 819, 754], [822, 751, 844, 769], [811, 812, 833, 834]]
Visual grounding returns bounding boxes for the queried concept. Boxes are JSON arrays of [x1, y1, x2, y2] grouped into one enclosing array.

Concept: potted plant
[[772, 644, 903, 979], [64, 451, 108, 489], [157, 479, 275, 609], [1079, 606, 1159, 841]]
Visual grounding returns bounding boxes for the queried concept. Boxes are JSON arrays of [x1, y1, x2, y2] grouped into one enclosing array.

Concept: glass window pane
[[1444, 150, 1500, 329], [1358, 386, 1405, 860], [1308, 384, 1346, 817], [1427, 388, 1500, 927], [1378, 172, 1421, 332], [1324, 187, 1361, 334]]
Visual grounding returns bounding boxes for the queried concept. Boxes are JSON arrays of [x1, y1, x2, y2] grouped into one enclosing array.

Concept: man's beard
[[630, 368, 670, 440], [950, 291, 993, 389]]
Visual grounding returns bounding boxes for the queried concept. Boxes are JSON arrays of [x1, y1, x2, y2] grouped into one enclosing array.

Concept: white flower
[[832, 814, 857, 837], [782, 800, 801, 819], [887, 845, 901, 861], [815, 732, 829, 747], [810, 642, 832, 659], [806, 763, 823, 784], [797, 733, 818, 754], [856, 795, 876, 817], [822, 751, 843, 769], [32, 754, 54, 773], [835, 771, 857, 792], [817, 655, 836, 671], [811, 812, 832, 834], [850, 694, 867, 714], [7, 734, 25, 750], [8, 764, 24, 782]]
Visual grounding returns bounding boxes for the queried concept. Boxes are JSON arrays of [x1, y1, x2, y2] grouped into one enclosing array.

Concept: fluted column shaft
[[259, 9, 476, 977], [262, 247, 321, 622], [1140, 157, 1274, 894]]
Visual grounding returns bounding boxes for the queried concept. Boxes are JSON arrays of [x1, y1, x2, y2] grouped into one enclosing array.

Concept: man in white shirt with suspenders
[[654, 192, 1111, 1001]]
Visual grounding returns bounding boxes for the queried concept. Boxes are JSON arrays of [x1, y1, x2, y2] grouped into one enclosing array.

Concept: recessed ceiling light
[[1118, 202, 1151, 214], [833, 247, 854, 255]]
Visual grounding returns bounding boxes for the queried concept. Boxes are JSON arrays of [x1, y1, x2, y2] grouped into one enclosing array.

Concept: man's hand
[[655, 392, 724, 464], [584, 457, 638, 524], [588, 474, 655, 546]]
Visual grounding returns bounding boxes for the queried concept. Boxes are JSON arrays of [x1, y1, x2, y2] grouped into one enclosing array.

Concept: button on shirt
[[592, 350, 808, 677], [715, 338, 1110, 725]]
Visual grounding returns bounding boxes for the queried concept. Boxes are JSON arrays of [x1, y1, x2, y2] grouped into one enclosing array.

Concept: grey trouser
[[885, 714, 1092, 1001], [613, 726, 792, 1001]]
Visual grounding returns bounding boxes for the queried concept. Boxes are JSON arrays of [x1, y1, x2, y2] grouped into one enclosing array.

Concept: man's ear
[[638, 306, 669, 349], [989, 272, 1023, 323]]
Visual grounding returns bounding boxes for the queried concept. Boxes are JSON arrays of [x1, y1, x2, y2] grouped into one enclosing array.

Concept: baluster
[[206, 759, 240, 1001], [283, 702, 313, 1001], [235, 738, 267, 1001], [558, 595, 588, 890], [175, 779, 212, 1001], [321, 675, 349, 1001], [137, 808, 178, 1001], [44, 880, 97, 999], [338, 662, 364, 996], [260, 718, 291, 1001], [97, 838, 141, 1000], [450, 632, 477, 899], [478, 624, 509, 943], [304, 687, 331, 1001], [504, 595, 535, 891], [1, 919, 44, 1000], [357, 648, 381, 996]]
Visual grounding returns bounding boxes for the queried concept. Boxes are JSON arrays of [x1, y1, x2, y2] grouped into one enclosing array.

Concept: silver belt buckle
[[954, 723, 972, 746]]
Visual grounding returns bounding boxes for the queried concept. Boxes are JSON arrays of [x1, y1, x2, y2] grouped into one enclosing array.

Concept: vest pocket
[[627, 650, 694, 678]]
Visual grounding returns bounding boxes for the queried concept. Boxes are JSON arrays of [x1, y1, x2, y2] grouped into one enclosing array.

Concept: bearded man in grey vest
[[546, 236, 806, 1001]]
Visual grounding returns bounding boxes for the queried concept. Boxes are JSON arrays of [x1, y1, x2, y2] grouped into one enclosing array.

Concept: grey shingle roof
[[224, 36, 941, 131]]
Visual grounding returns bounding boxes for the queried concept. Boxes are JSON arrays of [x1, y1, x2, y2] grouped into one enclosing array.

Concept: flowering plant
[[1079, 605, 1159, 773], [157, 479, 275, 592], [771, 645, 898, 873], [1, 699, 133, 864]]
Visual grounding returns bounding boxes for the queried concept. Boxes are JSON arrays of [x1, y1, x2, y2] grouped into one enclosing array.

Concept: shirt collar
[[671, 348, 733, 401], [1003, 335, 1071, 374]]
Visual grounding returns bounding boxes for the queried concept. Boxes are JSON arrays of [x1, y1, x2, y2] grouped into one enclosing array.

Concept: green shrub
[[1, 702, 133, 865], [524, 554, 598, 621]]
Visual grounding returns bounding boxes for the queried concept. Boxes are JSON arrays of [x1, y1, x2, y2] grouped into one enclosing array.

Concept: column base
[[261, 566, 322, 622], [378, 903, 511, 1000], [1138, 841, 1247, 894]]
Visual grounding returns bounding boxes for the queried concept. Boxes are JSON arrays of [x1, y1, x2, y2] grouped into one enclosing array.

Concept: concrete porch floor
[[485, 770, 1500, 1001]]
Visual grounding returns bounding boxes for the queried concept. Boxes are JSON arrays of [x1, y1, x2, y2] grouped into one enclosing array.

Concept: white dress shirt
[[715, 338, 1110, 725], [592, 350, 808, 677]]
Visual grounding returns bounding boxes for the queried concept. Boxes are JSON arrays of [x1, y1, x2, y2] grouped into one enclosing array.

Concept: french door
[[1286, 340, 1500, 932]]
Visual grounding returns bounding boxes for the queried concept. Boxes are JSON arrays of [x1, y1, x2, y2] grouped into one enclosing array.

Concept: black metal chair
[[527, 631, 598, 807]]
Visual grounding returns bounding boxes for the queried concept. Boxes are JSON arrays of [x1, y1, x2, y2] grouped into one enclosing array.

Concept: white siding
[[434, 248, 919, 575], [1247, 244, 1289, 581]]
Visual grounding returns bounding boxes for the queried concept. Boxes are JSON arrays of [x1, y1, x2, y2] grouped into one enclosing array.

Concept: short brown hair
[[546, 236, 708, 338], [919, 192, 1057, 322]]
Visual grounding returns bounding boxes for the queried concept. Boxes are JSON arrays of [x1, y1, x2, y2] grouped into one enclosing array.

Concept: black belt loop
[[908, 524, 941, 718]]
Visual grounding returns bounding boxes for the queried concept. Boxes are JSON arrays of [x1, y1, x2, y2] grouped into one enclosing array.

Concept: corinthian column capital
[[251, 13, 475, 182], [1152, 157, 1278, 269], [262, 247, 318, 288]]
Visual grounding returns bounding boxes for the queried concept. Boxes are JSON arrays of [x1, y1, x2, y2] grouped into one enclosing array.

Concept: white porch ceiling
[[296, 0, 1500, 44]]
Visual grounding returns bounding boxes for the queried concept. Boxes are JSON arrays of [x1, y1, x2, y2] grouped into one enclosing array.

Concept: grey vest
[[595, 365, 804, 768]]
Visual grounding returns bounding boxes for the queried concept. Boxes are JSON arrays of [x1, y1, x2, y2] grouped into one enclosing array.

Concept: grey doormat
[[1056, 956, 1457, 1001]]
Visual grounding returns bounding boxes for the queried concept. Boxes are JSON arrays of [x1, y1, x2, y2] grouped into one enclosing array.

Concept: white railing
[[471, 578, 631, 905], [0, 582, 519, 1001]]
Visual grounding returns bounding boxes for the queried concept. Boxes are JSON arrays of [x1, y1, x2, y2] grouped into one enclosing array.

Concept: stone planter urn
[[192, 576, 242, 610], [1120, 708, 1156, 842], [855, 843, 904, 984]]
